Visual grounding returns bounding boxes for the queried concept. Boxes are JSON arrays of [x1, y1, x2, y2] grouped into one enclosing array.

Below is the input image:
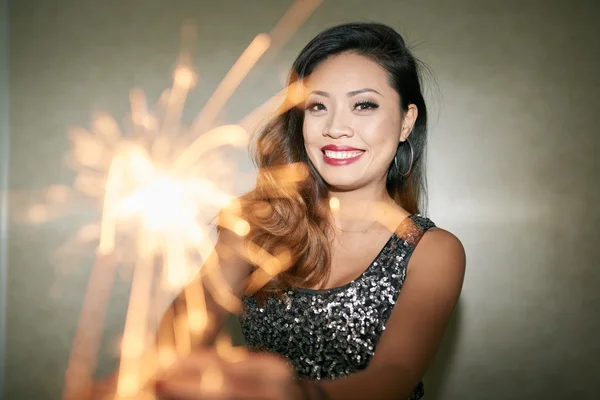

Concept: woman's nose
[[323, 111, 354, 139]]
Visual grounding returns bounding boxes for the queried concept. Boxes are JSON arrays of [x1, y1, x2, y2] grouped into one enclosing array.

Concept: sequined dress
[[239, 215, 436, 400]]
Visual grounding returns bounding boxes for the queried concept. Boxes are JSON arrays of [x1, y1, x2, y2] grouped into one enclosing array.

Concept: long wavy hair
[[236, 22, 429, 298]]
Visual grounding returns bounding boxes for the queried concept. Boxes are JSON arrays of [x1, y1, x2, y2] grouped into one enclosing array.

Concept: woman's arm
[[317, 228, 466, 400], [155, 225, 254, 348], [93, 226, 254, 397]]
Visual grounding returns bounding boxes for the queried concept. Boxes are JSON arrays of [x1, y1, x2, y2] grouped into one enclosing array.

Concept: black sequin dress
[[239, 215, 436, 400]]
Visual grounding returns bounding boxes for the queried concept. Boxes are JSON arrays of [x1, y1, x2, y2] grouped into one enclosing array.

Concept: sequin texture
[[239, 215, 435, 400]]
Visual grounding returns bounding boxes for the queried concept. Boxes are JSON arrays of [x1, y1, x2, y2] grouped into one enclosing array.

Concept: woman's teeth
[[324, 150, 363, 159]]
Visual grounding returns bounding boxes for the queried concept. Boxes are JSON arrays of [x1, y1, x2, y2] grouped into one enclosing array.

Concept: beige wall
[[5, 0, 600, 398], [0, 0, 9, 396]]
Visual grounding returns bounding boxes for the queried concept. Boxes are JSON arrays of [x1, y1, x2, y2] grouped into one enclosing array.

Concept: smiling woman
[[302, 52, 413, 191], [149, 22, 465, 400]]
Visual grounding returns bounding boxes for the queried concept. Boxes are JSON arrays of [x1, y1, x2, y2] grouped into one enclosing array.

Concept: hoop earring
[[394, 140, 414, 177]]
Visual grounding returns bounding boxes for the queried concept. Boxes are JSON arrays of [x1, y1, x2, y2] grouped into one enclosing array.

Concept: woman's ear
[[400, 104, 418, 142]]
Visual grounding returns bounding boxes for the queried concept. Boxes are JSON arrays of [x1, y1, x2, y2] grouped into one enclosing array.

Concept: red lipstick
[[320, 145, 365, 166]]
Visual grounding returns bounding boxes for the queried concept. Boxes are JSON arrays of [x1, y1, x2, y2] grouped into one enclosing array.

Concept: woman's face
[[302, 52, 415, 192]]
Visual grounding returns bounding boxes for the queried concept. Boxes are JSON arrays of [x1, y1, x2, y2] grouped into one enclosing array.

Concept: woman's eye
[[306, 102, 326, 112], [354, 101, 379, 111]]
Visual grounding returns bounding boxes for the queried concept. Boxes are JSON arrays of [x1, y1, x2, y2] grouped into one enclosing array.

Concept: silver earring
[[395, 139, 414, 177]]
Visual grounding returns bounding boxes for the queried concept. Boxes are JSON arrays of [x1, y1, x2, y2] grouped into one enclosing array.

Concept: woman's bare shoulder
[[411, 226, 466, 277]]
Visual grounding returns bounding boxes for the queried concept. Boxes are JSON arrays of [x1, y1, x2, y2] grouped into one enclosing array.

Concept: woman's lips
[[321, 149, 365, 166]]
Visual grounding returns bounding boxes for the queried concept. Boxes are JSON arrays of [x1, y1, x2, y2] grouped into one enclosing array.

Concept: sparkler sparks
[[63, 76, 250, 400], [19, 2, 323, 399]]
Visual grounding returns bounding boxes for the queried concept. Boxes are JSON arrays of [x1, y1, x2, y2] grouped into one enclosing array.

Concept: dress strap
[[396, 215, 436, 249]]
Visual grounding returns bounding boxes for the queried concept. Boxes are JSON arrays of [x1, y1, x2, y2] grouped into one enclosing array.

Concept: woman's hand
[[154, 348, 303, 400]]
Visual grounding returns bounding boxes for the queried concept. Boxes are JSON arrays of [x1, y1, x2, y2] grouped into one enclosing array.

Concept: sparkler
[[8, 1, 325, 399], [8, 2, 425, 398]]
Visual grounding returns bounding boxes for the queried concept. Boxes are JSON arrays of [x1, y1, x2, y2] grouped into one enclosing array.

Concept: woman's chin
[[323, 177, 365, 192]]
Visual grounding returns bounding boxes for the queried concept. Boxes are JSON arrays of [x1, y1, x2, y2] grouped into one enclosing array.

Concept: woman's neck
[[329, 185, 395, 233]]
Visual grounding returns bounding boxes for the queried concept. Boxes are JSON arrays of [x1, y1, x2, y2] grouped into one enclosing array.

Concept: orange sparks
[[25, 3, 327, 399]]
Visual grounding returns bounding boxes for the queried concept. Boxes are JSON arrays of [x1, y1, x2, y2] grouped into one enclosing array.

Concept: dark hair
[[237, 22, 429, 297]]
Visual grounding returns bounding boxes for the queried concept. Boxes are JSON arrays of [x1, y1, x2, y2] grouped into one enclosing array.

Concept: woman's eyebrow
[[347, 88, 383, 97], [307, 88, 383, 98]]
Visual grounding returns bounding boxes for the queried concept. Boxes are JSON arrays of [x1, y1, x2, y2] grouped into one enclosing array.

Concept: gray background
[[2, 0, 600, 399], [1, 0, 9, 397]]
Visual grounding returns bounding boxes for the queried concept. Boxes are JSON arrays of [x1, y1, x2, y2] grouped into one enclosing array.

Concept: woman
[[153, 22, 466, 400]]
